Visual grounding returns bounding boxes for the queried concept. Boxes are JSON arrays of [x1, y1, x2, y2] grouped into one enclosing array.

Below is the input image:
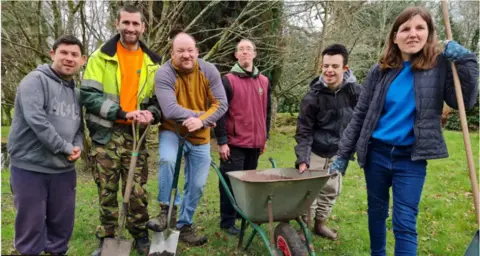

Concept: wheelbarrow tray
[[227, 168, 334, 223]]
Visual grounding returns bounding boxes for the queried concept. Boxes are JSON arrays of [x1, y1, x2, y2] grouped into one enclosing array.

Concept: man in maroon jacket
[[214, 38, 272, 235]]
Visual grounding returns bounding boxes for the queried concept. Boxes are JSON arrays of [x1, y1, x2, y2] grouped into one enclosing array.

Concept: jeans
[[364, 139, 427, 256], [157, 130, 211, 229]]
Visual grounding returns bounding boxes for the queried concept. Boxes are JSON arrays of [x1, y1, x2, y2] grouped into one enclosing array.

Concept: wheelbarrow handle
[[268, 157, 277, 168]]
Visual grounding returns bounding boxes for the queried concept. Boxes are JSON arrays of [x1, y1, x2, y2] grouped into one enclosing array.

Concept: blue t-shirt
[[372, 61, 415, 146]]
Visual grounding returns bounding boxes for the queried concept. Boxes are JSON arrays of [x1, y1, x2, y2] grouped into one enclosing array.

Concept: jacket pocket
[[30, 143, 44, 154], [227, 119, 236, 137], [233, 121, 236, 137], [23, 143, 45, 162], [24, 144, 73, 169]]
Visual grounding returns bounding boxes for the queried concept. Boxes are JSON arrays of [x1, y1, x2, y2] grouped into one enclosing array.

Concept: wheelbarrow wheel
[[274, 222, 308, 256]]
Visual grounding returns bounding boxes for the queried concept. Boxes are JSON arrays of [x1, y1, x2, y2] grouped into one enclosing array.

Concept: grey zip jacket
[[8, 64, 83, 173]]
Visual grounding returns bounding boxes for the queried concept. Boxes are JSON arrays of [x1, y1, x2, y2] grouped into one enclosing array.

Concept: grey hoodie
[[8, 64, 83, 173]]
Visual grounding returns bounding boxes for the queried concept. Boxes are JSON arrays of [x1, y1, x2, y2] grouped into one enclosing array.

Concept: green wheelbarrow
[[211, 158, 335, 256]]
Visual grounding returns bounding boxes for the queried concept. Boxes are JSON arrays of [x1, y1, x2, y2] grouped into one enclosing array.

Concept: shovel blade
[[149, 230, 180, 256], [101, 238, 132, 256], [465, 230, 479, 256]]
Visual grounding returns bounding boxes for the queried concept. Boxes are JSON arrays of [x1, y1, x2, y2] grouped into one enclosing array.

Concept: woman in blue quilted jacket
[[329, 6, 479, 256]]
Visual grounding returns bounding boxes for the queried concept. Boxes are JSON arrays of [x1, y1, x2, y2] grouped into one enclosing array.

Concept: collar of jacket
[[230, 62, 259, 78], [100, 34, 162, 63]]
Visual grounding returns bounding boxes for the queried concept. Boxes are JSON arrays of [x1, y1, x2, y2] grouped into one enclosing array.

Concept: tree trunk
[[271, 93, 279, 129], [2, 105, 13, 126], [314, 2, 329, 75]]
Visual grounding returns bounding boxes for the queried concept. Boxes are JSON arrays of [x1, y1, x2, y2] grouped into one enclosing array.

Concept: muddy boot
[[179, 224, 208, 246], [133, 235, 150, 256], [146, 204, 177, 232], [313, 218, 338, 240]]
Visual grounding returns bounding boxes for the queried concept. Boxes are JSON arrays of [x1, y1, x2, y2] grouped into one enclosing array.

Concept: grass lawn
[[1, 129, 479, 255], [1, 126, 10, 143]]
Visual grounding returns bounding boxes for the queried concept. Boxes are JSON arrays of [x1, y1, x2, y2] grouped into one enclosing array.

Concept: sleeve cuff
[[216, 136, 228, 145], [201, 120, 210, 129], [63, 143, 74, 155], [147, 106, 162, 125], [295, 160, 309, 169], [74, 144, 84, 151], [116, 108, 127, 120]]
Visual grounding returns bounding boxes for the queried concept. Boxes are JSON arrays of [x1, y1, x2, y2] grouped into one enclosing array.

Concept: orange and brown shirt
[[154, 58, 228, 144]]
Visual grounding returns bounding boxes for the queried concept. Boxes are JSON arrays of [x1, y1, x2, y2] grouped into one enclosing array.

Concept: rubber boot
[[313, 218, 338, 240]]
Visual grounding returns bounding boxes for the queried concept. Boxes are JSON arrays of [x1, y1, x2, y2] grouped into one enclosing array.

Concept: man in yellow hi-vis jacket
[[80, 5, 161, 256]]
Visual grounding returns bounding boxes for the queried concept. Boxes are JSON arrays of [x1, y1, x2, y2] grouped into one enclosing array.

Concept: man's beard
[[121, 32, 139, 44]]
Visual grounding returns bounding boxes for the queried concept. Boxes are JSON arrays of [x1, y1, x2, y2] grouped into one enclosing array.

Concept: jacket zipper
[[363, 68, 402, 157], [334, 90, 340, 136], [253, 80, 256, 147], [137, 63, 157, 109], [411, 73, 420, 160]]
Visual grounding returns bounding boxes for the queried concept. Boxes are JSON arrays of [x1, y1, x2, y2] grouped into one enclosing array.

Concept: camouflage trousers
[[90, 125, 149, 239]]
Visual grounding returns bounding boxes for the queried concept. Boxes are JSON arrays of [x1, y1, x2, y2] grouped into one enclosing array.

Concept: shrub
[[445, 101, 479, 131]]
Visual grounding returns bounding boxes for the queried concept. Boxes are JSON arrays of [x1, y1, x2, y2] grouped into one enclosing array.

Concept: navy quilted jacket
[[337, 53, 479, 168]]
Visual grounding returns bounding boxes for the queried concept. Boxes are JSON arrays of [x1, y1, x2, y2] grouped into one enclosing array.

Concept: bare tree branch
[[1, 38, 51, 60], [184, 1, 220, 32]]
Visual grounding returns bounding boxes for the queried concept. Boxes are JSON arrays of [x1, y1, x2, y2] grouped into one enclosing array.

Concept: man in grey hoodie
[[294, 44, 360, 240], [8, 35, 86, 255]]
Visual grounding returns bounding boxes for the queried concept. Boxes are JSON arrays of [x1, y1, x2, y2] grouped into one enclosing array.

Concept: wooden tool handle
[[123, 124, 151, 203], [441, 0, 480, 227]]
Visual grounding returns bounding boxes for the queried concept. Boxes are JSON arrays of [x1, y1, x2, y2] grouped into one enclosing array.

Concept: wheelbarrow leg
[[237, 217, 247, 249], [296, 217, 316, 256], [246, 224, 277, 256], [244, 225, 257, 251], [246, 196, 278, 256]]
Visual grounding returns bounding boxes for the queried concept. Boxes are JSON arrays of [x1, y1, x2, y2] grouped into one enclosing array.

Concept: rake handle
[[441, 0, 480, 227]]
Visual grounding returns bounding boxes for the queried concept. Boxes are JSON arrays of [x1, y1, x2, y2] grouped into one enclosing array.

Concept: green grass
[[1, 126, 10, 143], [1, 129, 479, 255]]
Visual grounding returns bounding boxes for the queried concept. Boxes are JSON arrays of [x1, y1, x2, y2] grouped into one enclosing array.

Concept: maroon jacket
[[215, 64, 271, 149]]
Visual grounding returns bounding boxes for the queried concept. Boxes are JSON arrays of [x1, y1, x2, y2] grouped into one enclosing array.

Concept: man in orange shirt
[[146, 32, 227, 246], [80, 5, 161, 256]]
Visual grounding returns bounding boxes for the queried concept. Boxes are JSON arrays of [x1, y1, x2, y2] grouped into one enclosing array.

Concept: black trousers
[[219, 145, 261, 228]]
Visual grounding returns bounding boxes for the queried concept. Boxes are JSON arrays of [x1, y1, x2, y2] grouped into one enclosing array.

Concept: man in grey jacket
[[8, 35, 86, 255]]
